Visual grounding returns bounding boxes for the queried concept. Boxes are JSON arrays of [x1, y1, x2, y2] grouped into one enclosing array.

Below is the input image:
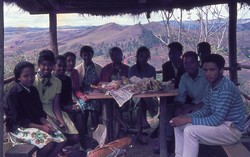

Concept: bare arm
[[28, 122, 54, 134], [75, 90, 87, 101], [52, 93, 67, 129]]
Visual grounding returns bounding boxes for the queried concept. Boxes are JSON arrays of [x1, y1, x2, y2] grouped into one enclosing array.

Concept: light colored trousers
[[174, 121, 242, 157]]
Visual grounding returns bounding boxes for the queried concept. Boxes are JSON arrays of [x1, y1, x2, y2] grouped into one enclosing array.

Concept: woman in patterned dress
[[4, 61, 66, 157], [79, 46, 101, 134]]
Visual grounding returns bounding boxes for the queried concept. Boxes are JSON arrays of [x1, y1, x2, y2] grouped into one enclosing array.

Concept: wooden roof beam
[[47, 0, 62, 10], [32, 0, 62, 12]]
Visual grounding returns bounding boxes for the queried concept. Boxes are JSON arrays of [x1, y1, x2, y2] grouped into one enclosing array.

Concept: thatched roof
[[4, 0, 250, 16]]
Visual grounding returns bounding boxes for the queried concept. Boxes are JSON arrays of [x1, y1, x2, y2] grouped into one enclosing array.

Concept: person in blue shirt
[[171, 54, 245, 157], [128, 46, 158, 144], [175, 51, 209, 115]]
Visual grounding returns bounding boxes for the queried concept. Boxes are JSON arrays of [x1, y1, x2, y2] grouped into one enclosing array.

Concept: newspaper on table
[[106, 84, 138, 107], [105, 76, 168, 107]]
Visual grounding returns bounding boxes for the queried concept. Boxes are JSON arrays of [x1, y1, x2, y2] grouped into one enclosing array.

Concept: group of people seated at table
[[3, 41, 246, 157]]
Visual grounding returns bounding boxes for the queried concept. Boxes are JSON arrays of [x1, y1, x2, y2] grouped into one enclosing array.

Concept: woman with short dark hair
[[4, 61, 66, 157]]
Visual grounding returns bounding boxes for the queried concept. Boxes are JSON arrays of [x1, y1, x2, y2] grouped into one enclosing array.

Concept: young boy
[[171, 54, 245, 157]]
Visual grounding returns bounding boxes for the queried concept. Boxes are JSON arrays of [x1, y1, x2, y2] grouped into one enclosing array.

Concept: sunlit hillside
[[4, 19, 250, 78], [3, 19, 250, 112]]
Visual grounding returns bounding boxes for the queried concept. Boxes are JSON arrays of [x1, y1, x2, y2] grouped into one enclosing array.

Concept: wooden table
[[86, 89, 178, 157]]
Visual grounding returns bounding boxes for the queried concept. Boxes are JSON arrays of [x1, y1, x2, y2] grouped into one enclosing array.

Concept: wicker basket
[[87, 137, 132, 157]]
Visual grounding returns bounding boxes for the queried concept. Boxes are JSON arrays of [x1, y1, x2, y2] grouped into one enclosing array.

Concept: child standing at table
[[4, 61, 66, 157], [77, 46, 101, 134], [34, 50, 79, 147]]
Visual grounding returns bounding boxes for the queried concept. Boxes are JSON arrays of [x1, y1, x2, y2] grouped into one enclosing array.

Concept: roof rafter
[[3, 0, 250, 16]]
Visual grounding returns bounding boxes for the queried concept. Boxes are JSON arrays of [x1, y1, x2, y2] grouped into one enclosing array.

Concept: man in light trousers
[[170, 54, 245, 157]]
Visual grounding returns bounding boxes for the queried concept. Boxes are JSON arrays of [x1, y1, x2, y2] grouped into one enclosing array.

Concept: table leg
[[160, 97, 168, 157], [102, 99, 113, 142]]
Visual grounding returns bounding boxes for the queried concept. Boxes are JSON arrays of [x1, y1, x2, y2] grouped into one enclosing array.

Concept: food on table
[[91, 77, 170, 93]]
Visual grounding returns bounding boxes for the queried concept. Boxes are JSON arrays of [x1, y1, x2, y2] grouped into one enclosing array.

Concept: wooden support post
[[0, 0, 4, 156], [228, 1, 238, 84], [49, 13, 58, 56], [160, 97, 168, 157], [102, 100, 114, 142]]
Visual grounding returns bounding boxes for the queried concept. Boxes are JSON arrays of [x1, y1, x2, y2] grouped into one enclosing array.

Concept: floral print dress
[[9, 127, 65, 149], [79, 62, 101, 112], [4, 83, 65, 149]]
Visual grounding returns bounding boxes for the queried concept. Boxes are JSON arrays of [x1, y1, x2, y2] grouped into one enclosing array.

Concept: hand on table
[[80, 94, 88, 101]]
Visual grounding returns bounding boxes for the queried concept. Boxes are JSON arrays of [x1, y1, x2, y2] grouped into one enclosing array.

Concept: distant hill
[[4, 18, 250, 79]]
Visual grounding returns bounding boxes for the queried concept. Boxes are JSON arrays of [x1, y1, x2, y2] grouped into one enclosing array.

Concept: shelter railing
[[3, 65, 250, 101]]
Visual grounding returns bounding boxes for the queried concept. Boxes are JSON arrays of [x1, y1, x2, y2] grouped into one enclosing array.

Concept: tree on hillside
[[153, 11, 173, 46], [149, 5, 237, 53], [150, 9, 197, 50], [139, 26, 160, 48], [195, 4, 229, 52]]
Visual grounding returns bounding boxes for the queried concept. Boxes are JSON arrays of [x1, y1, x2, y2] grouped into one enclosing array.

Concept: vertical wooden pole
[[49, 13, 58, 56], [228, 1, 238, 84], [0, 0, 4, 156], [102, 100, 113, 142], [160, 97, 168, 157]]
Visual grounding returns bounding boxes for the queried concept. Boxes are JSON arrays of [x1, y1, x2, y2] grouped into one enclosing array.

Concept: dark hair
[[202, 54, 225, 69], [135, 46, 151, 71], [182, 51, 198, 61], [136, 46, 151, 60], [64, 51, 76, 60], [109, 47, 122, 56], [14, 61, 35, 82], [168, 42, 183, 53], [80, 45, 94, 57], [38, 50, 55, 65], [55, 55, 66, 63], [197, 42, 211, 52]]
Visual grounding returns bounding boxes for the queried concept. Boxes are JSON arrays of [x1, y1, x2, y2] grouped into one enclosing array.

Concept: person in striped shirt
[[170, 54, 245, 157]]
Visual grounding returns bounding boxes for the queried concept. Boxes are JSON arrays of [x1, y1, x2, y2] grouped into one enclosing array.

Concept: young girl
[[34, 50, 79, 147], [64, 50, 100, 136], [77, 46, 101, 133], [63, 52, 87, 104], [54, 55, 86, 150], [4, 61, 66, 157]]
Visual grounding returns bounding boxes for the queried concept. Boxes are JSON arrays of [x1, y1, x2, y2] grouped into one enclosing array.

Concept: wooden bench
[[5, 144, 38, 157], [222, 142, 250, 157]]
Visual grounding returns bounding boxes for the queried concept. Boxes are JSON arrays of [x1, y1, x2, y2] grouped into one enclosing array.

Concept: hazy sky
[[3, 3, 250, 28]]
